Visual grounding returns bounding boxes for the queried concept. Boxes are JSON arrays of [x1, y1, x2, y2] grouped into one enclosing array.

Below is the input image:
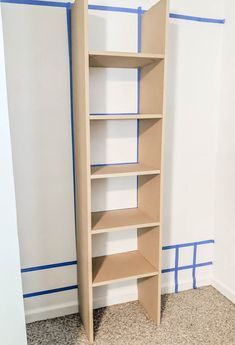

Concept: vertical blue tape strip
[[192, 244, 197, 289], [175, 247, 179, 293], [66, 8, 77, 222], [137, 7, 142, 53]]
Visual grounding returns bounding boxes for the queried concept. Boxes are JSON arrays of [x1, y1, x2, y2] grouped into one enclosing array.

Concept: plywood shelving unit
[[71, 0, 168, 342]]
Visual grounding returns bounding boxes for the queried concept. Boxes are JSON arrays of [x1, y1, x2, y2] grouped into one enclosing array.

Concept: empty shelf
[[91, 163, 160, 179], [90, 114, 163, 120], [92, 250, 158, 287], [89, 51, 164, 68], [91, 208, 160, 234]]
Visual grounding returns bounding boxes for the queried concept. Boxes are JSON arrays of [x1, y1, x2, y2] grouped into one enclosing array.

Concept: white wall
[[213, 0, 235, 303], [2, 0, 226, 323], [0, 7, 27, 345]]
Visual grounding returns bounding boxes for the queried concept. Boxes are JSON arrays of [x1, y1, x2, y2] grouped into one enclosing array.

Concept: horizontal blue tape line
[[21, 241, 214, 273], [162, 261, 213, 273], [23, 261, 213, 298], [88, 4, 143, 14], [88, 5, 225, 25], [1, 1, 226, 25], [169, 13, 225, 24], [21, 260, 77, 273], [1, 0, 72, 8], [163, 239, 214, 250], [23, 285, 78, 298]]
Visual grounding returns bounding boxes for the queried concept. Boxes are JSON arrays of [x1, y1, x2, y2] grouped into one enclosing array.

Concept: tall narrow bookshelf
[[71, 0, 168, 342]]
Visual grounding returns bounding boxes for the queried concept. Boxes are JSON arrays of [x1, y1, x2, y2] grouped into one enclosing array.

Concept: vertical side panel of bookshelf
[[71, 0, 93, 343], [138, 0, 169, 326], [138, 119, 162, 168], [138, 275, 160, 324], [141, 0, 168, 55], [137, 227, 161, 323]]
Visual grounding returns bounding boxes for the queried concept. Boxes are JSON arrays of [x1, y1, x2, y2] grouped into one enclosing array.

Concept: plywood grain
[[92, 250, 158, 287]]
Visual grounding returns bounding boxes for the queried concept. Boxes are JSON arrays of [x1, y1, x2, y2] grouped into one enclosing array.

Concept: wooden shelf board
[[90, 114, 163, 120], [91, 208, 160, 234], [91, 163, 160, 179], [89, 51, 164, 68], [92, 250, 158, 287]]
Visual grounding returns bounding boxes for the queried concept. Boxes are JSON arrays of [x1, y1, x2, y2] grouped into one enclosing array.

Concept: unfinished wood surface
[[72, 0, 169, 340], [138, 226, 160, 268], [156, 0, 170, 326], [91, 208, 159, 234], [139, 118, 162, 168], [90, 114, 163, 120], [91, 163, 160, 179], [92, 251, 158, 287], [71, 0, 93, 342], [141, 0, 168, 55], [138, 275, 160, 324], [140, 60, 165, 114], [137, 0, 169, 327], [138, 175, 161, 223], [89, 51, 164, 68]]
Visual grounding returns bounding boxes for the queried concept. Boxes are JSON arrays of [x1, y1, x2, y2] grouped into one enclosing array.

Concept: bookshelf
[[71, 0, 168, 342]]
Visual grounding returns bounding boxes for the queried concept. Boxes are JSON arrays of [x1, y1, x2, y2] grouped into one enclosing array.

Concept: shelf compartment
[[89, 51, 164, 68], [91, 208, 160, 234], [92, 250, 158, 287], [91, 163, 160, 179], [90, 114, 163, 120]]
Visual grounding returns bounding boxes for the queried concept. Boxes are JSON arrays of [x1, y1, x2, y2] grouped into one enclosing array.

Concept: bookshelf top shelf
[[89, 51, 164, 68]]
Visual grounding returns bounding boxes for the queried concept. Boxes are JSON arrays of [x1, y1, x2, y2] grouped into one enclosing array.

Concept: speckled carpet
[[27, 286, 235, 345]]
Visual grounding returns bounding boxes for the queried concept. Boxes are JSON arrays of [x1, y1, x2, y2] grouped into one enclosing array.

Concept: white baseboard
[[162, 277, 211, 294], [212, 279, 235, 304], [25, 277, 212, 324], [25, 301, 79, 323]]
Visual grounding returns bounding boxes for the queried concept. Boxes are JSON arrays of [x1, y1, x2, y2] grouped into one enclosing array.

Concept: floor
[[27, 286, 235, 345]]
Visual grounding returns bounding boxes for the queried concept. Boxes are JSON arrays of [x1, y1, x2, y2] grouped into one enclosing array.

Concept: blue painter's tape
[[174, 247, 179, 293], [88, 4, 143, 15], [23, 285, 78, 298], [137, 7, 142, 53], [22, 262, 213, 298], [169, 13, 225, 24], [21, 260, 213, 274], [1, 0, 72, 8], [21, 260, 77, 273], [162, 261, 213, 274], [192, 244, 197, 289], [1, 1, 226, 26], [163, 239, 214, 250]]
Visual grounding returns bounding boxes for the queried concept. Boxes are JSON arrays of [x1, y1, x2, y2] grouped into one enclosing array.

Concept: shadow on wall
[[162, 21, 178, 279]]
